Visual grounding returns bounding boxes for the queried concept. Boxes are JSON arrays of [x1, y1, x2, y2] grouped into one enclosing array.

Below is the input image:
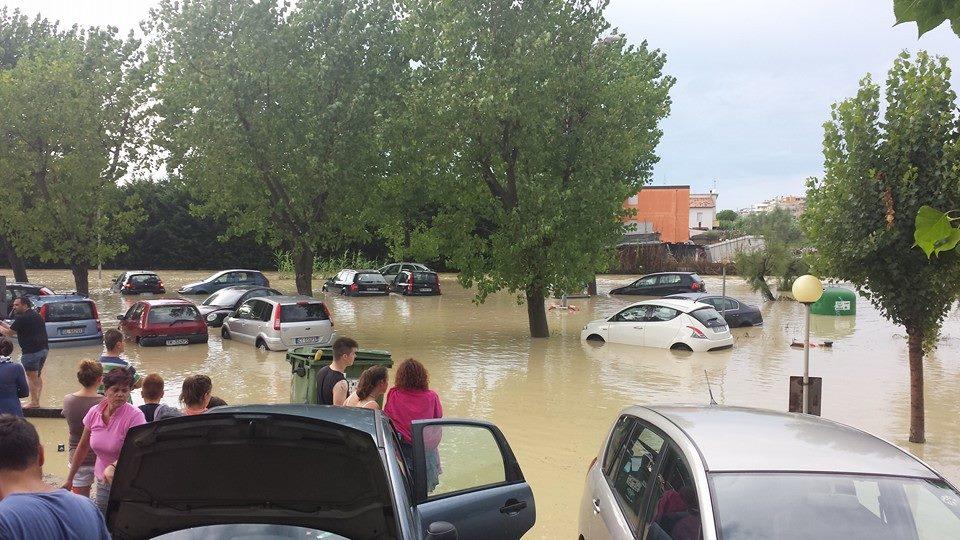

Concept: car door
[[641, 305, 682, 348], [411, 419, 535, 540], [229, 300, 257, 343], [630, 276, 658, 295], [120, 303, 146, 338], [714, 298, 740, 327], [639, 445, 704, 540], [591, 418, 668, 539], [607, 305, 650, 346], [655, 275, 683, 295]]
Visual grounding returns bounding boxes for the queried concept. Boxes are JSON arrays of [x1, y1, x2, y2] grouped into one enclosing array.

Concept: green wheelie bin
[[287, 346, 393, 405]]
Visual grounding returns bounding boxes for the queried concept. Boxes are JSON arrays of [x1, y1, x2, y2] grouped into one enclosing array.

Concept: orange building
[[623, 185, 691, 243]]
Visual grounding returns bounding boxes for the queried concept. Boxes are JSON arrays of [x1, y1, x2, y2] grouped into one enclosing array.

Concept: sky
[[3, 0, 960, 210]]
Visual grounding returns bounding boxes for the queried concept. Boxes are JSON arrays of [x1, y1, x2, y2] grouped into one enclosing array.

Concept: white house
[[689, 190, 718, 230]]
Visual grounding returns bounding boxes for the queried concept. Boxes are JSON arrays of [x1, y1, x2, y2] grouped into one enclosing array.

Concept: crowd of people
[[0, 331, 444, 539]]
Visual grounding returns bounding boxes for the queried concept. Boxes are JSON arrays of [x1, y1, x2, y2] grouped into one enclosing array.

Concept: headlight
[[207, 313, 217, 322]]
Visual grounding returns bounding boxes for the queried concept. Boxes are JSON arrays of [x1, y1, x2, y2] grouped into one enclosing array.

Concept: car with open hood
[[106, 404, 536, 540], [196, 285, 282, 327]]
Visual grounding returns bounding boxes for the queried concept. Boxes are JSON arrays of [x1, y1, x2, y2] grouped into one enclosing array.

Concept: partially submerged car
[[610, 272, 706, 296], [106, 405, 536, 540], [31, 294, 103, 346], [379, 262, 433, 284], [322, 269, 389, 296], [177, 270, 270, 295], [111, 271, 166, 295], [581, 299, 732, 351], [221, 296, 335, 351], [197, 285, 282, 327], [390, 269, 441, 296], [665, 292, 763, 327], [118, 299, 208, 347]]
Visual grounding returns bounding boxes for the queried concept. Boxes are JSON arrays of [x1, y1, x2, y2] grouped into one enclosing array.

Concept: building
[[689, 190, 718, 230], [623, 186, 690, 243], [740, 195, 806, 217]]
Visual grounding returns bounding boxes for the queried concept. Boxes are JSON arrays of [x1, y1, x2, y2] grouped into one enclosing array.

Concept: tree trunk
[[906, 324, 925, 443], [293, 243, 314, 296], [0, 236, 28, 282], [71, 264, 89, 297], [525, 287, 549, 338], [586, 277, 598, 296]]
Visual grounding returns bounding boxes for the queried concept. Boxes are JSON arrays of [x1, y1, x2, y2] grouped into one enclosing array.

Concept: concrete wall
[[624, 186, 690, 243]]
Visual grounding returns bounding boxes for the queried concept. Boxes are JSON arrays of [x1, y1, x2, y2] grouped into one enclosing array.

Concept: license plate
[[165, 338, 189, 346], [419, 288, 432, 292], [714, 325, 728, 333], [61, 327, 85, 335], [295, 336, 319, 345], [364, 286, 379, 291]]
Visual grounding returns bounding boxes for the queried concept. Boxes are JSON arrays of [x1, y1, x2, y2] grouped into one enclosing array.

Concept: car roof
[[137, 299, 196, 306], [356, 269, 381, 274], [259, 295, 323, 304], [623, 298, 712, 313], [124, 270, 157, 275], [641, 272, 696, 276], [636, 405, 937, 478], [211, 404, 378, 438], [211, 269, 263, 276], [216, 285, 272, 291]]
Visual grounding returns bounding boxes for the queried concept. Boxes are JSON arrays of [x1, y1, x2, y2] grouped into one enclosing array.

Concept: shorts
[[71, 465, 95, 488], [20, 349, 48, 373]]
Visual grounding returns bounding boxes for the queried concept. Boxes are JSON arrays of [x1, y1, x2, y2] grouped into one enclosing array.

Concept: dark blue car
[[666, 292, 763, 327], [107, 405, 536, 540], [178, 269, 270, 295]]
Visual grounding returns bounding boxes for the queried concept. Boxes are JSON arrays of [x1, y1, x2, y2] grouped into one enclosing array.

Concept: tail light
[[39, 287, 52, 295], [158, 280, 164, 289], [124, 283, 132, 289], [349, 283, 358, 293], [272, 303, 282, 331], [91, 302, 102, 332], [407, 274, 414, 294], [687, 325, 707, 339], [321, 303, 333, 327], [691, 282, 700, 291], [436, 279, 441, 294], [39, 305, 48, 321]]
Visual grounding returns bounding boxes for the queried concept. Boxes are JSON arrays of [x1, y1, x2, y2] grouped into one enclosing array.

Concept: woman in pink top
[[384, 358, 443, 490], [63, 367, 145, 513]]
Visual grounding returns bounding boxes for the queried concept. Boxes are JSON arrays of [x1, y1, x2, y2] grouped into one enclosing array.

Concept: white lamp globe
[[792, 275, 824, 304]]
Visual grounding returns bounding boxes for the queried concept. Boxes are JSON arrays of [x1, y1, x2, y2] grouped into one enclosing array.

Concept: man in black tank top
[[316, 336, 358, 405]]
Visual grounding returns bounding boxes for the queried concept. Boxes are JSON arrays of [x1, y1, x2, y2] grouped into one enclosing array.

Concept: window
[[203, 288, 245, 307], [44, 301, 95, 322], [148, 305, 201, 324], [130, 274, 159, 286], [234, 272, 249, 282], [382, 265, 399, 275], [425, 424, 507, 498], [628, 195, 639, 205], [689, 307, 724, 327], [721, 298, 739, 311], [234, 302, 255, 320], [125, 303, 145, 321], [356, 273, 386, 284], [658, 275, 682, 285], [608, 425, 665, 528], [213, 273, 230, 284], [602, 416, 636, 475], [248, 300, 273, 322], [280, 303, 328, 322], [648, 306, 681, 322], [613, 306, 649, 322], [413, 272, 438, 285], [634, 276, 657, 287], [645, 449, 701, 539]]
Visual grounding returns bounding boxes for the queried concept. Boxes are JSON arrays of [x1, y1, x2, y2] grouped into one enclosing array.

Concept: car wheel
[[256, 338, 269, 351], [670, 343, 693, 351], [221, 326, 231, 340], [585, 334, 605, 342]]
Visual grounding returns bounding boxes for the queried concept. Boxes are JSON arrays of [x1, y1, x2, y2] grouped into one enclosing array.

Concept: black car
[[666, 292, 763, 327], [3, 282, 54, 317], [111, 271, 166, 295], [178, 270, 270, 295], [610, 272, 706, 296], [197, 285, 283, 327], [322, 269, 389, 296], [390, 270, 441, 296]]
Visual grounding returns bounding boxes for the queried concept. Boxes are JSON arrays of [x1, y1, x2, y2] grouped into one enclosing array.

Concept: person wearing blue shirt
[[0, 415, 109, 539]]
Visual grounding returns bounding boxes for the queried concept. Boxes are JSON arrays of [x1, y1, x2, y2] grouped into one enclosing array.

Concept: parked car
[[580, 405, 960, 540], [379, 262, 433, 284], [581, 299, 732, 351], [197, 285, 282, 327], [110, 270, 165, 295], [4, 282, 54, 317], [322, 269, 389, 296], [29, 294, 102, 346], [106, 405, 536, 539], [178, 270, 270, 295], [390, 269, 441, 296], [665, 292, 763, 327], [609, 272, 705, 296], [222, 296, 335, 351], [118, 299, 209, 347]]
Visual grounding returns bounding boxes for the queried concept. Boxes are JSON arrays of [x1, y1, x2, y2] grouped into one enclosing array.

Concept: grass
[[275, 250, 386, 280]]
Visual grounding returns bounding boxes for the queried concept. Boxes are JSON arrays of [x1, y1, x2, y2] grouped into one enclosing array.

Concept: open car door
[[412, 419, 535, 540]]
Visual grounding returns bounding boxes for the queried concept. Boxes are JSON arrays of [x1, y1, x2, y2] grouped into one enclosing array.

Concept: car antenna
[[705, 370, 717, 405]]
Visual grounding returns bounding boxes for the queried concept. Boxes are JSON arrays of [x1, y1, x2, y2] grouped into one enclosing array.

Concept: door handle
[[592, 497, 601, 514], [499, 498, 527, 515], [633, 326, 644, 329]]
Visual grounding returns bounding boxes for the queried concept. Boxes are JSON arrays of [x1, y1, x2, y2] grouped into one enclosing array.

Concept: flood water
[[15, 269, 960, 538]]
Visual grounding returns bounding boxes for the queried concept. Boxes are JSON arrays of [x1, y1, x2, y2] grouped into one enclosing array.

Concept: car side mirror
[[116, 315, 124, 320], [426, 521, 457, 540]]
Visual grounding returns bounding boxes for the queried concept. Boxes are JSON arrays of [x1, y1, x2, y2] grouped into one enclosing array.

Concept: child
[[138, 373, 164, 422]]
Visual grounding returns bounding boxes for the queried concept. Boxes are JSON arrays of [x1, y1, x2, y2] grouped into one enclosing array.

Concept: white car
[[581, 299, 732, 352], [221, 295, 336, 351]]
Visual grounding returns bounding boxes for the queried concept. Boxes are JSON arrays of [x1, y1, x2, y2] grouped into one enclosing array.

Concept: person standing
[[317, 337, 357, 406], [61, 360, 104, 497], [0, 415, 109, 539], [384, 358, 443, 490], [0, 338, 28, 416], [63, 368, 146, 513], [343, 365, 388, 410], [0, 297, 48, 408], [98, 330, 142, 395]]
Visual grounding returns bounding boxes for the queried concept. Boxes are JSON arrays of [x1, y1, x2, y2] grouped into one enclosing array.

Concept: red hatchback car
[[118, 299, 209, 347]]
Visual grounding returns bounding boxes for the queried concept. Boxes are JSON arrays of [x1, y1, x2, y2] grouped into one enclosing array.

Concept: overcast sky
[[4, 0, 960, 210]]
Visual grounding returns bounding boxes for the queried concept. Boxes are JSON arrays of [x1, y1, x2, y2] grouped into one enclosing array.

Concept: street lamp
[[792, 275, 823, 414]]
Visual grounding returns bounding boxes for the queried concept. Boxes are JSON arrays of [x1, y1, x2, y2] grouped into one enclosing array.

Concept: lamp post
[[792, 275, 823, 414]]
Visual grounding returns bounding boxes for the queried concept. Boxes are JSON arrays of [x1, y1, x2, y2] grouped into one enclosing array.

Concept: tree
[[716, 209, 738, 222], [733, 208, 806, 300], [803, 52, 960, 443], [0, 27, 147, 295], [404, 0, 673, 337], [147, 0, 407, 296], [894, 0, 960, 37]]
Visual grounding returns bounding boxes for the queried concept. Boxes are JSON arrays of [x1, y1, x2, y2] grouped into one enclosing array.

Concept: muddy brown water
[[13, 269, 960, 538]]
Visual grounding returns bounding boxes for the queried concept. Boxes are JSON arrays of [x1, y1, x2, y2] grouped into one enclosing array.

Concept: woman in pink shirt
[[384, 358, 443, 490], [63, 367, 145, 513]]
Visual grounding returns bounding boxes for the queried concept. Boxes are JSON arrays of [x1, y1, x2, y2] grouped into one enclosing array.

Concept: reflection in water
[[16, 270, 960, 539]]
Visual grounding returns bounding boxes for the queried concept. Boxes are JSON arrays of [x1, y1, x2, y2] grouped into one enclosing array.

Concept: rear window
[[690, 273, 703, 282], [44, 301, 95, 322], [690, 307, 725, 327], [130, 274, 159, 286], [148, 305, 202, 324], [356, 273, 386, 284], [412, 272, 438, 284], [280, 303, 329, 322]]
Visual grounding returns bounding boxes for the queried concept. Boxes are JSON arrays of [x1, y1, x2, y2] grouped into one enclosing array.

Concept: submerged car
[[581, 299, 732, 351], [610, 272, 706, 296], [379, 262, 433, 284], [197, 285, 282, 327], [118, 299, 208, 347], [106, 405, 536, 539], [222, 296, 335, 351], [580, 405, 960, 540], [177, 269, 270, 295], [110, 271, 166, 295], [665, 292, 763, 327], [390, 269, 441, 296], [322, 269, 389, 296], [30, 295, 103, 346]]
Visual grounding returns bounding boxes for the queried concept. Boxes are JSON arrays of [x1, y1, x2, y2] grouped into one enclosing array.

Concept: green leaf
[[914, 205, 957, 257], [894, 0, 960, 38]]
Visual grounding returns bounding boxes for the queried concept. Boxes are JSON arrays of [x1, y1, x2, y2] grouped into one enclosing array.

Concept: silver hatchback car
[[580, 405, 960, 540], [221, 296, 335, 351]]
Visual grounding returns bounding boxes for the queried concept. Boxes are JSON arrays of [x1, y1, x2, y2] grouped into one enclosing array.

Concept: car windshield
[[148, 305, 201, 324], [280, 303, 328, 322], [357, 273, 386, 284], [689, 307, 725, 327], [152, 524, 348, 539], [202, 289, 246, 307], [712, 472, 960, 539], [43, 301, 94, 322]]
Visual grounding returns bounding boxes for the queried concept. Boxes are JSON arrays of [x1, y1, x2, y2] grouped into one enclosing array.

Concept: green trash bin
[[287, 346, 393, 405], [810, 286, 856, 316]]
